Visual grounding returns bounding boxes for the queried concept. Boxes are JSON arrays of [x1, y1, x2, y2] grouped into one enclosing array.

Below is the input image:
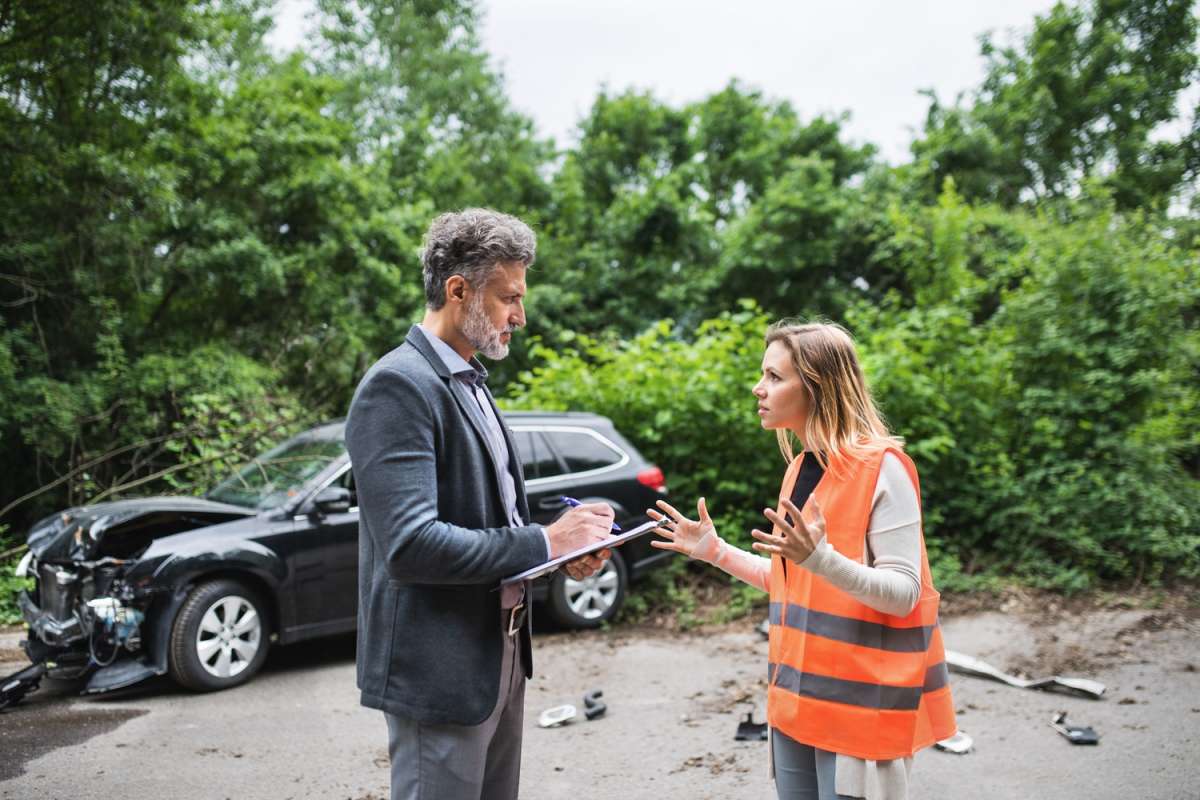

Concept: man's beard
[[462, 294, 514, 360]]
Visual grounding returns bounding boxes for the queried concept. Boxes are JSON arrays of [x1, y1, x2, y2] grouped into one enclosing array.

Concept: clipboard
[[500, 518, 668, 586]]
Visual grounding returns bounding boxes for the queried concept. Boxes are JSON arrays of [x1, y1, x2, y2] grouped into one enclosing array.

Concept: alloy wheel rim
[[195, 595, 261, 679], [562, 560, 620, 620]]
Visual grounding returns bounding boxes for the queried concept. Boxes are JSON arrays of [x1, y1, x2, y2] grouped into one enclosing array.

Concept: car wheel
[[547, 549, 627, 629], [168, 579, 270, 691]]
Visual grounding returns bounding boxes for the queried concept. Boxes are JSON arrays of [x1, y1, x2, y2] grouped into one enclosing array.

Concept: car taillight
[[637, 466, 667, 493]]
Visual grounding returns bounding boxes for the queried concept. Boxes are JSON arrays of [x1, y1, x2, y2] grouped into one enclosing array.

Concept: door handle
[[537, 496, 568, 510]]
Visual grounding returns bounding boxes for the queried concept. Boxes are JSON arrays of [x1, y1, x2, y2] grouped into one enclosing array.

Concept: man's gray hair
[[420, 208, 537, 310]]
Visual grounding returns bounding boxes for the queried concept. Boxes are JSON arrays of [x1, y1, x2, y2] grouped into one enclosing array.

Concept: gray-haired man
[[346, 208, 614, 800]]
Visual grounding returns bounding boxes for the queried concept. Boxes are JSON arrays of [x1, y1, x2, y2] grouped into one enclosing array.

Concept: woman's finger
[[655, 499, 688, 524], [762, 508, 792, 532], [750, 528, 780, 543], [752, 541, 781, 555], [650, 539, 686, 554]]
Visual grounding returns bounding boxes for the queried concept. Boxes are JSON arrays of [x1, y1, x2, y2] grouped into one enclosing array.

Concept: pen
[[559, 495, 622, 531]]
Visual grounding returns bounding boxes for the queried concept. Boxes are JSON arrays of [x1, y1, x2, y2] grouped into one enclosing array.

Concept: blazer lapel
[[405, 326, 508, 498]]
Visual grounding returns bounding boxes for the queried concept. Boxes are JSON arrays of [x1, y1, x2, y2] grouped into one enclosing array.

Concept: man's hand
[[563, 548, 612, 580], [546, 502, 615, 581], [545, 502, 614, 557]]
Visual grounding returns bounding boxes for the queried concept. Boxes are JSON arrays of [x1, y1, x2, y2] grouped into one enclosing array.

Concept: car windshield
[[205, 433, 346, 510]]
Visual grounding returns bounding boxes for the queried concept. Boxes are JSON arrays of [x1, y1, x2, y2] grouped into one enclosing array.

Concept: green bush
[[1, 522, 31, 625], [990, 210, 1200, 586]]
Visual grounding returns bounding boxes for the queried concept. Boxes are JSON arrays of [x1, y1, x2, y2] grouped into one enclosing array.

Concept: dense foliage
[[2, 0, 1197, 594]]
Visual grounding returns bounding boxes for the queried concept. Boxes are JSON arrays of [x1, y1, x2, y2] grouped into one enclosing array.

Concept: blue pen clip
[[559, 495, 622, 532]]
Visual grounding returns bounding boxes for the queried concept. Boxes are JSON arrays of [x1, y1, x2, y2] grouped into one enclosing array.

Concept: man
[[346, 208, 614, 800]]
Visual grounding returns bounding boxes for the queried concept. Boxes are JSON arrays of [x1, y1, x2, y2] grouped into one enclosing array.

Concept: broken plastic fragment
[[1049, 711, 1099, 745], [583, 689, 606, 720], [538, 704, 577, 728], [934, 731, 974, 754], [734, 711, 768, 741], [945, 650, 1105, 699]]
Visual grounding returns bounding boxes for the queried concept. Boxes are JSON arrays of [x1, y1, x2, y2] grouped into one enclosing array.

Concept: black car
[[8, 413, 670, 700]]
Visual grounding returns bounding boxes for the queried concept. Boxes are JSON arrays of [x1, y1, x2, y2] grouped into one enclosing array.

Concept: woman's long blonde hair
[[764, 320, 902, 470]]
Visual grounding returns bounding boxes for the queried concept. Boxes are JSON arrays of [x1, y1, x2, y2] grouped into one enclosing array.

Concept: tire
[[547, 549, 627, 629], [168, 579, 271, 692]]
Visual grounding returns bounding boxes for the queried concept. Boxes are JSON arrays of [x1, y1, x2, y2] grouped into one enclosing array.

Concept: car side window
[[334, 467, 357, 507], [543, 430, 623, 474], [514, 430, 562, 479]]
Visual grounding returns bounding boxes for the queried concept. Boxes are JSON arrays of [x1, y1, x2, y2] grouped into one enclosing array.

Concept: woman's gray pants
[[772, 729, 861, 800]]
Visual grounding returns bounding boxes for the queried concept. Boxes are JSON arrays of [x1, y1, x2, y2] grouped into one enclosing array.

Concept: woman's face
[[753, 340, 809, 433]]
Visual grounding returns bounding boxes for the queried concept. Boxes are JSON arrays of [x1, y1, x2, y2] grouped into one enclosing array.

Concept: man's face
[[461, 261, 527, 360]]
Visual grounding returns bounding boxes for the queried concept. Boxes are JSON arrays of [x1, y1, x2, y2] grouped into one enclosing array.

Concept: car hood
[[27, 497, 258, 562]]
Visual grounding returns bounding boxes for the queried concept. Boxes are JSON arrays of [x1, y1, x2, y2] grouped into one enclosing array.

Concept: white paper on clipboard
[[500, 518, 667, 587]]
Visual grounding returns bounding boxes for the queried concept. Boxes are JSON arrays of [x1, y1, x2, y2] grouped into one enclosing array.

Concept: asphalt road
[[1, 602, 1197, 800]]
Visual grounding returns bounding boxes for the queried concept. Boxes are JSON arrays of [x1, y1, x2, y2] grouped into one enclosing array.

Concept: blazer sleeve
[[346, 366, 547, 584]]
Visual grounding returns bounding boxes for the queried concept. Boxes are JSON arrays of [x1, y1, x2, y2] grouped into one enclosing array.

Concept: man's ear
[[445, 275, 468, 305]]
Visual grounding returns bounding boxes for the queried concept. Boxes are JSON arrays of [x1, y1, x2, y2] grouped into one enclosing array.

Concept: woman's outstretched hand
[[752, 497, 825, 564], [647, 497, 716, 559]]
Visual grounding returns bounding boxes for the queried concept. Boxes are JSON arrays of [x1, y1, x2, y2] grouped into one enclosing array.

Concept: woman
[[647, 321, 956, 800]]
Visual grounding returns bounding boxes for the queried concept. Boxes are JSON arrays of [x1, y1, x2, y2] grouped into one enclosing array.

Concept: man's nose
[[512, 301, 526, 328]]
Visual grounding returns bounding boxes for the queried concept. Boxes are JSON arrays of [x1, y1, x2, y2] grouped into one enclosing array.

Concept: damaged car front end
[[2, 420, 355, 710], [5, 498, 258, 708]]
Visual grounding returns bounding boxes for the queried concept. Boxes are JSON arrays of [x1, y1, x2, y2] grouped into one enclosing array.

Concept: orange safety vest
[[766, 447, 956, 761]]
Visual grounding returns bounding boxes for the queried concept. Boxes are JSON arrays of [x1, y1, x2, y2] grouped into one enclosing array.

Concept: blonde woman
[[648, 321, 956, 800]]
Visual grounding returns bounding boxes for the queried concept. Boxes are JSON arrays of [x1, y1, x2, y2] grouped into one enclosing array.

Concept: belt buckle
[[507, 602, 526, 637]]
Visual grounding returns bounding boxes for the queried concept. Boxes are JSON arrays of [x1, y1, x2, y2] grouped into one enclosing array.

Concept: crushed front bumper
[[18, 590, 84, 648]]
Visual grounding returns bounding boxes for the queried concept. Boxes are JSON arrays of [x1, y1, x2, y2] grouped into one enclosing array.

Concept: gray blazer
[[346, 325, 546, 725]]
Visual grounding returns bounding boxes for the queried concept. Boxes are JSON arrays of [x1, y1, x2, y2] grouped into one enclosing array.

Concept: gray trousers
[[772, 729, 860, 800], [385, 610, 526, 800]]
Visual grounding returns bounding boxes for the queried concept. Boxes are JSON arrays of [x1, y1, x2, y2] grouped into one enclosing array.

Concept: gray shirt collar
[[415, 324, 489, 386]]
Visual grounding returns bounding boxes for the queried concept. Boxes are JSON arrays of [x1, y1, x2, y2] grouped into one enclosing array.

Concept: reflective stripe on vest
[[765, 447, 957, 760], [768, 601, 936, 652], [766, 661, 950, 711]]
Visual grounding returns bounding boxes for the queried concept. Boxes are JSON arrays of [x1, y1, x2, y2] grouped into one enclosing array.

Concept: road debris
[[734, 711, 768, 741], [0, 661, 48, 712], [945, 649, 1106, 699], [583, 689, 606, 720], [1049, 711, 1100, 745], [537, 704, 577, 728], [934, 731, 974, 754]]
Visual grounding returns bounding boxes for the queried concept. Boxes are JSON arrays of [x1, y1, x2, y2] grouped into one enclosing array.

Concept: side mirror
[[312, 486, 352, 515]]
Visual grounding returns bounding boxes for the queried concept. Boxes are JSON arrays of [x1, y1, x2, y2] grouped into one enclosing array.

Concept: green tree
[[911, 0, 1200, 209]]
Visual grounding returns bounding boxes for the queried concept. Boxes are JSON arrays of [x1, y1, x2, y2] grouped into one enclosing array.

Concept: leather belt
[[506, 602, 526, 637]]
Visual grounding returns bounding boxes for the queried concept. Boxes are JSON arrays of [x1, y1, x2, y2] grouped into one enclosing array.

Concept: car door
[[511, 427, 570, 525], [286, 465, 359, 638]]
